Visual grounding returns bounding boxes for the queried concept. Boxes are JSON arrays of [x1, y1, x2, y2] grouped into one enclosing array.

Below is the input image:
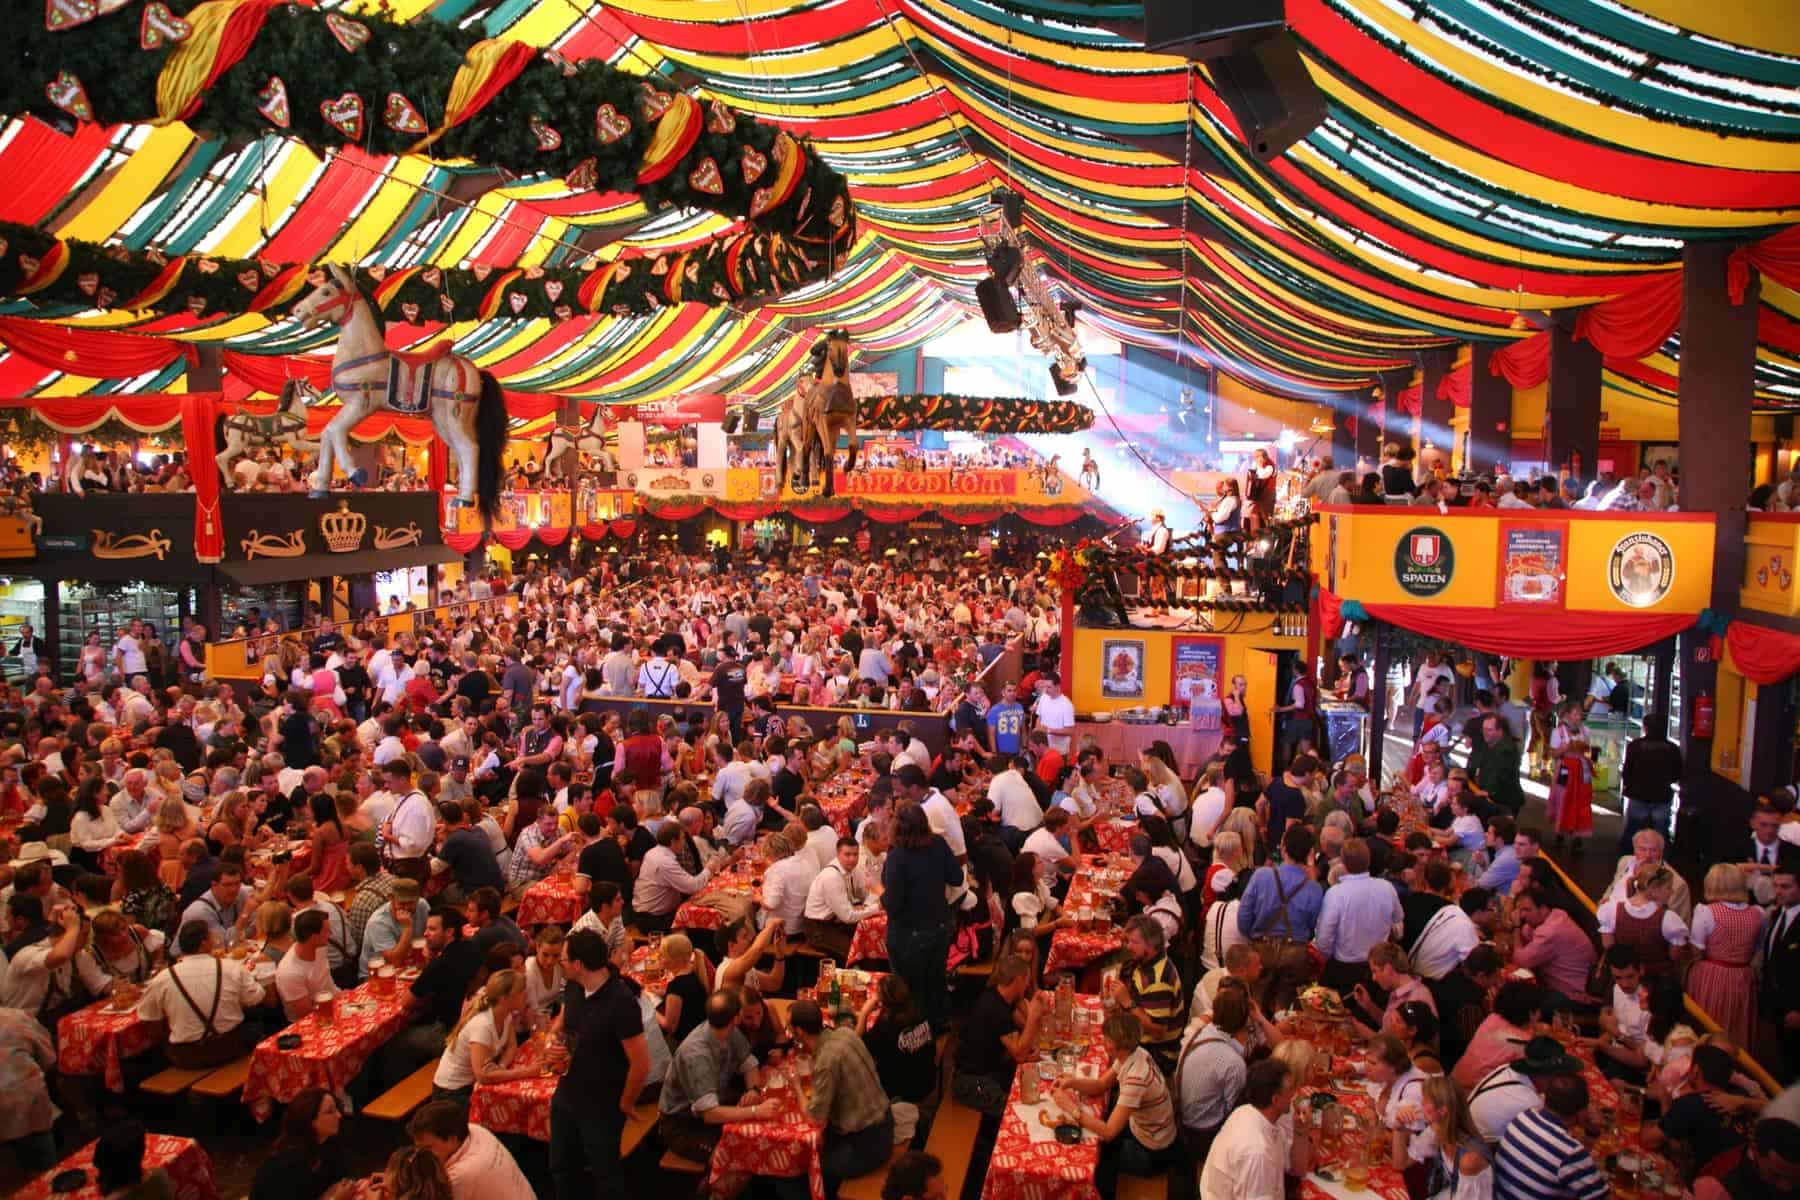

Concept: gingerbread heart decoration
[[321, 93, 365, 141], [740, 146, 768, 184], [139, 2, 191, 49], [552, 304, 573, 320], [543, 49, 579, 78], [543, 280, 564, 302], [688, 157, 724, 196], [507, 291, 527, 315], [256, 77, 290, 127], [44, 0, 97, 32], [471, 264, 492, 282], [594, 105, 630, 145], [828, 194, 848, 228], [45, 71, 92, 123], [260, 258, 281, 279], [236, 270, 260, 290], [712, 282, 731, 301], [530, 116, 561, 152], [196, 257, 220, 275], [565, 157, 598, 191], [705, 101, 736, 135], [76, 271, 98, 296], [0, 237, 8, 260], [365, 265, 386, 282], [638, 87, 672, 121], [421, 267, 442, 288], [400, 302, 420, 322], [187, 295, 208, 316], [748, 186, 777, 218], [325, 14, 370, 53], [17, 255, 40, 278], [383, 93, 426, 136], [650, 256, 669, 277], [524, 266, 545, 280]]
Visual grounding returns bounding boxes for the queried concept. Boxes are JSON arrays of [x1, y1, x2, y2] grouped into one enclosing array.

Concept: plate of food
[[1297, 985, 1349, 1021]]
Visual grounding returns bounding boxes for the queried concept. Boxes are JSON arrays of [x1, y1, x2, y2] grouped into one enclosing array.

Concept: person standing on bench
[[548, 929, 650, 1200], [784, 998, 894, 1200], [657, 989, 781, 1171], [137, 919, 266, 1068]]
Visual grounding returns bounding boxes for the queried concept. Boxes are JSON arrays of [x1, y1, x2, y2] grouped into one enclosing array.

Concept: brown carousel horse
[[776, 328, 858, 496]]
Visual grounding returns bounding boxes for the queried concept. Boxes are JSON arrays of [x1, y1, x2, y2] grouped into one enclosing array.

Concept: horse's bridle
[[307, 288, 359, 327]]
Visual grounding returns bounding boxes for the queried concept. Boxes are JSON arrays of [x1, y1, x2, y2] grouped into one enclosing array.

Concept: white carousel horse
[[216, 378, 321, 483], [289, 264, 506, 517], [543, 406, 618, 482], [776, 328, 859, 496]]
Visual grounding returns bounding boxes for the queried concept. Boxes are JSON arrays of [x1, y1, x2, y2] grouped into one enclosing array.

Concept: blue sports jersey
[[987, 701, 1026, 754]]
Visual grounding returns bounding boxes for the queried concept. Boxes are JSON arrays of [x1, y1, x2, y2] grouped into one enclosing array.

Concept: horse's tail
[[475, 371, 507, 522], [213, 412, 227, 451]]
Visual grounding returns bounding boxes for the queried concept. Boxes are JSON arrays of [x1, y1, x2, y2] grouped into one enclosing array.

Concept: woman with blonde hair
[[1686, 862, 1763, 1050], [654, 932, 713, 1044], [1217, 807, 1262, 868], [153, 795, 199, 890], [208, 791, 268, 852], [1139, 750, 1188, 840], [382, 1145, 454, 1200], [1412, 1075, 1492, 1199], [1264, 1039, 1317, 1176], [431, 968, 536, 1107]]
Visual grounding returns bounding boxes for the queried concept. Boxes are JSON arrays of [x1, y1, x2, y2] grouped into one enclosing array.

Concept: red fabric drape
[[711, 502, 777, 521], [181, 393, 224, 562], [610, 519, 637, 539], [787, 503, 854, 523], [1724, 621, 1800, 685], [535, 526, 571, 548], [428, 438, 448, 498], [942, 508, 1004, 525], [1488, 333, 1551, 389], [644, 502, 706, 521], [1397, 385, 1422, 417], [862, 506, 927, 524], [444, 531, 483, 554], [1729, 224, 1800, 305], [1573, 272, 1683, 360], [0, 318, 196, 377], [1323, 589, 1694, 657], [1437, 364, 1471, 409], [0, 394, 193, 432], [1318, 589, 1347, 640], [221, 351, 331, 394], [492, 528, 534, 551], [1014, 506, 1085, 527]]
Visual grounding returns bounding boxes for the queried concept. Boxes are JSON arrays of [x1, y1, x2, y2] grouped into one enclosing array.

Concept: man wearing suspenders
[[137, 921, 267, 1068], [379, 760, 433, 883], [1468, 1035, 1575, 1144]]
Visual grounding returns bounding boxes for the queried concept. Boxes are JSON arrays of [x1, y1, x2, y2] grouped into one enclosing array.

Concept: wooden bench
[[924, 1097, 983, 1200], [839, 1142, 909, 1200], [1116, 1174, 1170, 1200], [363, 1062, 438, 1122], [620, 1101, 661, 1159], [140, 1065, 213, 1098], [658, 1151, 707, 1174], [189, 1055, 254, 1099]]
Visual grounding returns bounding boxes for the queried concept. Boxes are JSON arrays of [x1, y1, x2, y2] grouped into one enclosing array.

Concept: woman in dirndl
[[1545, 701, 1593, 853], [1686, 863, 1763, 1052]]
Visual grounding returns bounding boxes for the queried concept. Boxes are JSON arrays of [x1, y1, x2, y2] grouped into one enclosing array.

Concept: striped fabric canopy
[[1, 0, 1796, 410]]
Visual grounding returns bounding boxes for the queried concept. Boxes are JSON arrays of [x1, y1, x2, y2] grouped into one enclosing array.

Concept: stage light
[[1050, 364, 1079, 396]]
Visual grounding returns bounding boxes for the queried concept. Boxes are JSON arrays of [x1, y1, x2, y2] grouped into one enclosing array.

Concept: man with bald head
[[109, 768, 157, 835]]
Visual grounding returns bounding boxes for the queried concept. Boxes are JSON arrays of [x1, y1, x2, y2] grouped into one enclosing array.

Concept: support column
[[1675, 240, 1760, 865], [1546, 316, 1601, 481], [1368, 624, 1390, 773], [556, 394, 581, 481], [42, 581, 60, 685], [1467, 344, 1512, 476], [1354, 387, 1380, 468], [1418, 349, 1454, 455]]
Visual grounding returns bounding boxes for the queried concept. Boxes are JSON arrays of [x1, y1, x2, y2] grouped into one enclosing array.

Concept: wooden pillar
[[556, 395, 581, 482], [1674, 239, 1760, 863], [1058, 589, 1075, 688], [1649, 638, 1675, 737], [198, 581, 221, 643], [1467, 344, 1512, 476], [1546, 316, 1601, 482], [1368, 623, 1390, 776], [1418, 350, 1454, 455], [42, 581, 61, 685], [190, 345, 223, 391]]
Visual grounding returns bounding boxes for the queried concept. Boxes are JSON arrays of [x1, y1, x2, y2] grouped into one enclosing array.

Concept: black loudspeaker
[[977, 276, 1021, 334], [722, 408, 740, 434], [1208, 31, 1327, 162], [1141, 0, 1286, 57], [739, 408, 759, 435]]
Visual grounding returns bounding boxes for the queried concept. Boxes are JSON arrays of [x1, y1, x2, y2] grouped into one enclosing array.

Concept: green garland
[[6, 3, 853, 316], [858, 394, 1094, 434]]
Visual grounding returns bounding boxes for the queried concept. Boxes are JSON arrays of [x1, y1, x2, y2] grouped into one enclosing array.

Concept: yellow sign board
[[1741, 514, 1800, 618]]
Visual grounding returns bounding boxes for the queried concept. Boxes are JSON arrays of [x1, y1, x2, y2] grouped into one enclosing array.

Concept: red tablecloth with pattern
[[847, 912, 888, 965], [707, 1098, 826, 1200], [814, 771, 872, 838], [16, 1134, 216, 1200], [242, 977, 414, 1120], [979, 994, 1110, 1200], [1043, 860, 1130, 976], [469, 1042, 560, 1142], [56, 999, 165, 1093], [1089, 819, 1137, 856], [516, 863, 585, 928], [673, 863, 763, 932], [1294, 1065, 1412, 1200]]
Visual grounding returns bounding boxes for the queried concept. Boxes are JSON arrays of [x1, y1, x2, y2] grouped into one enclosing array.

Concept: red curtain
[[579, 522, 609, 540], [942, 508, 1004, 525], [221, 351, 331, 394], [1730, 224, 1800, 305], [788, 502, 854, 524], [1488, 333, 1551, 389], [1725, 621, 1800, 685], [444, 531, 483, 554], [610, 519, 637, 539], [1014, 506, 1085, 527], [181, 393, 224, 562], [0, 394, 193, 432], [492, 528, 534, 551], [0, 318, 196, 378], [644, 502, 706, 521], [1397, 385, 1422, 417], [862, 506, 927, 524], [1437, 364, 1470, 409], [711, 502, 776, 522], [1318, 589, 1347, 640], [1329, 590, 1695, 657], [536, 526, 571, 547], [1573, 272, 1683, 360]]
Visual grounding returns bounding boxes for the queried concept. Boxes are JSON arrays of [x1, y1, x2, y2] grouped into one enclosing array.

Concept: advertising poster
[[1101, 639, 1146, 699], [1170, 636, 1225, 709], [1497, 521, 1566, 608]]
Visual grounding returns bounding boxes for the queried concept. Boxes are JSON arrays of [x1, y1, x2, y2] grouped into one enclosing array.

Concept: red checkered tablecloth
[[979, 995, 1109, 1200], [16, 1134, 216, 1200], [516, 866, 585, 928], [708, 1104, 826, 1200], [57, 999, 165, 1093], [470, 1043, 559, 1142], [847, 912, 888, 965], [1043, 862, 1129, 976], [673, 864, 762, 932], [242, 978, 414, 1121]]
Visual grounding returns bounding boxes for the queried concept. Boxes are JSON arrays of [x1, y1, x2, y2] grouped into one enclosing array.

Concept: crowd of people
[[0, 541, 1793, 1200]]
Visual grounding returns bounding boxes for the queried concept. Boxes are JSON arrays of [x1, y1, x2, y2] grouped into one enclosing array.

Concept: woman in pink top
[[1686, 863, 1764, 1051], [1449, 980, 1541, 1090]]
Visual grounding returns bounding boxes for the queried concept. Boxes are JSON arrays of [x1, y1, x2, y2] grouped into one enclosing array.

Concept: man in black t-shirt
[[949, 956, 1043, 1117], [380, 910, 485, 1084], [711, 649, 748, 739], [277, 692, 319, 769], [552, 930, 650, 1200], [1263, 754, 1315, 834], [577, 814, 632, 906]]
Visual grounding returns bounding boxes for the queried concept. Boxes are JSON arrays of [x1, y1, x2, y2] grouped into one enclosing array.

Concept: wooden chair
[[362, 1061, 438, 1122], [657, 1151, 707, 1174], [189, 1055, 254, 1099]]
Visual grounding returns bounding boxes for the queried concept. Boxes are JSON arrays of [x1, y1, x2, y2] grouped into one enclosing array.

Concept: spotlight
[[1050, 363, 1079, 396]]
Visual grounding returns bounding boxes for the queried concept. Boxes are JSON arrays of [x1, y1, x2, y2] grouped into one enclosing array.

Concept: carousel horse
[[289, 264, 506, 518], [215, 379, 321, 482], [543, 406, 619, 482], [776, 328, 859, 497]]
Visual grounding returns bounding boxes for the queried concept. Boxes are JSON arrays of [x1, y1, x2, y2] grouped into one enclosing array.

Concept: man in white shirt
[[803, 839, 880, 960], [897, 724, 932, 776], [0, 900, 112, 1017], [137, 920, 266, 1067], [761, 837, 820, 935], [1032, 675, 1076, 755], [710, 743, 756, 810], [1021, 808, 1078, 879], [897, 764, 966, 860], [380, 760, 436, 883], [373, 717, 409, 766], [799, 806, 839, 872], [988, 755, 1042, 848], [1409, 892, 1484, 982], [113, 618, 147, 679], [286, 875, 356, 986], [1199, 1058, 1300, 1200], [109, 768, 158, 835], [632, 824, 713, 930], [276, 909, 339, 1021], [1467, 1037, 1574, 1143]]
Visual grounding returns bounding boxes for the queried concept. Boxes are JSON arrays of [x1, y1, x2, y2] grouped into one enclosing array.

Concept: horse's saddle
[[820, 380, 855, 417], [373, 344, 464, 415]]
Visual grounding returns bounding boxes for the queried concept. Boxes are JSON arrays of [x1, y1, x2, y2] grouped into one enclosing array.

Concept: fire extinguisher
[[1692, 690, 1715, 740]]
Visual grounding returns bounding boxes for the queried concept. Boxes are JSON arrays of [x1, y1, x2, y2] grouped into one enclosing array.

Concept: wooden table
[[56, 998, 165, 1093], [1075, 722, 1220, 779], [516, 861, 585, 928], [242, 975, 415, 1120], [15, 1134, 216, 1200], [979, 994, 1109, 1200], [1044, 860, 1130, 976]]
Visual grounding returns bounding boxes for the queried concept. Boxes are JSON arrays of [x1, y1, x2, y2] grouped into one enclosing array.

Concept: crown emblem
[[320, 501, 367, 553]]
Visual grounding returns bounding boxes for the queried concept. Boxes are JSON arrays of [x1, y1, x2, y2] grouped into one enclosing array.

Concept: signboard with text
[[1496, 521, 1566, 609]]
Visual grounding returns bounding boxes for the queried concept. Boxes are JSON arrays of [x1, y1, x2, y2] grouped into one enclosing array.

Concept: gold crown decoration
[[374, 522, 423, 551], [243, 530, 306, 559], [320, 500, 367, 553], [92, 529, 171, 560]]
